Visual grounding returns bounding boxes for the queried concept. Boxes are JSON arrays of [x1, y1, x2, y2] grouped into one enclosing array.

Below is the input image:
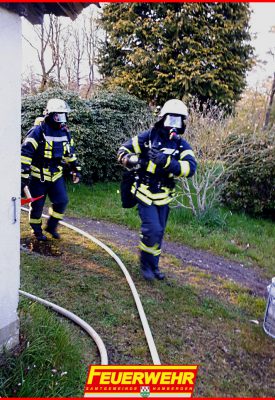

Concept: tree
[[21, 66, 40, 95], [263, 26, 275, 129], [23, 15, 62, 91], [83, 8, 100, 98], [98, 3, 254, 110], [22, 9, 102, 96]]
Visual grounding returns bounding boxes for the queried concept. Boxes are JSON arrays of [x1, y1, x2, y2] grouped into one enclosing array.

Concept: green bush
[[221, 132, 275, 217], [21, 88, 153, 183]]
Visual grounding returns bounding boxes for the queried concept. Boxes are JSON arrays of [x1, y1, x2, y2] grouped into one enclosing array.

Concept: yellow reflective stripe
[[44, 141, 52, 158], [154, 197, 174, 206], [132, 182, 175, 205], [29, 218, 42, 224], [67, 155, 77, 162], [30, 171, 51, 181], [138, 241, 161, 256], [178, 160, 190, 177], [52, 172, 62, 182], [70, 138, 74, 146], [146, 160, 156, 173], [21, 156, 32, 165], [180, 150, 195, 160], [120, 146, 132, 154], [49, 207, 64, 220], [138, 184, 170, 200], [30, 166, 62, 182], [31, 166, 51, 176], [25, 138, 38, 150], [132, 136, 141, 154], [131, 184, 152, 205], [135, 192, 152, 205], [164, 156, 171, 168], [21, 173, 29, 179], [30, 171, 41, 179], [30, 171, 63, 182]]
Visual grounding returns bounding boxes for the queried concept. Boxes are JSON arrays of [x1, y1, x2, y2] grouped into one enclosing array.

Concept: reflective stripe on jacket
[[118, 127, 197, 206], [21, 122, 80, 182]]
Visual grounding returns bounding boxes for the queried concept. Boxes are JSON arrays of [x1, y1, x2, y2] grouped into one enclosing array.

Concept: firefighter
[[118, 99, 197, 281], [21, 98, 81, 241]]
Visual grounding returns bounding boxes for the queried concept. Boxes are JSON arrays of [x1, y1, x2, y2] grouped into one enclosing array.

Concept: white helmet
[[159, 99, 188, 119], [45, 98, 71, 114]]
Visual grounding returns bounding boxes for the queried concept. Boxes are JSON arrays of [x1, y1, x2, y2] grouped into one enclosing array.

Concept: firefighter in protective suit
[[21, 98, 81, 241], [118, 99, 197, 281]]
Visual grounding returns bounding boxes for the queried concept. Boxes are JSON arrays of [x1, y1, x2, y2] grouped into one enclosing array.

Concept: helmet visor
[[53, 113, 67, 123], [163, 115, 182, 129]]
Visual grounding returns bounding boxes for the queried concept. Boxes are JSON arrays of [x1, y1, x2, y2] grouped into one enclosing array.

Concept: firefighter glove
[[121, 153, 139, 168], [148, 148, 168, 168]]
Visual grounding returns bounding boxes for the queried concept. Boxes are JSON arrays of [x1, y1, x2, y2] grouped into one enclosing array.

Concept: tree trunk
[[263, 72, 275, 130]]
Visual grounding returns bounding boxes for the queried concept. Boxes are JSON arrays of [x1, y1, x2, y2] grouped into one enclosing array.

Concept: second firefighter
[[21, 98, 81, 241], [118, 99, 197, 281]]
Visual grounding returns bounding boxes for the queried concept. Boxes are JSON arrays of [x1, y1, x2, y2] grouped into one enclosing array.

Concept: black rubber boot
[[153, 269, 165, 280], [46, 217, 61, 239], [45, 226, 60, 239], [141, 265, 155, 281], [31, 223, 47, 241], [33, 231, 47, 241]]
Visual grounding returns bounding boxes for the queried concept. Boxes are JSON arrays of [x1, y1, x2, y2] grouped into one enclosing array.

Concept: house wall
[[0, 7, 21, 351]]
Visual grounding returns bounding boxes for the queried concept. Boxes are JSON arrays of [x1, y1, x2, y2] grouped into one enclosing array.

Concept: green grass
[[0, 300, 87, 397], [7, 214, 275, 397], [66, 182, 275, 276]]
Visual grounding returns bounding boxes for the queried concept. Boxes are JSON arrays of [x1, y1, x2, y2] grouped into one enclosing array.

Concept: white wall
[[0, 7, 21, 350]]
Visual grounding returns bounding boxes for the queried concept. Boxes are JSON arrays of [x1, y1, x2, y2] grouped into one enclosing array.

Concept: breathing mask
[[53, 113, 67, 123], [163, 114, 183, 129]]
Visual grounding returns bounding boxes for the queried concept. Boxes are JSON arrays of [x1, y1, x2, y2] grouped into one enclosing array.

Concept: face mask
[[53, 113, 67, 123], [163, 115, 182, 129]]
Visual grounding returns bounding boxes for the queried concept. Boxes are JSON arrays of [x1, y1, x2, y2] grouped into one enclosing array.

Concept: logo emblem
[[140, 386, 150, 398]]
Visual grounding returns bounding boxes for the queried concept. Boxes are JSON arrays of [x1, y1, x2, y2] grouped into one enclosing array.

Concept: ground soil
[[64, 216, 268, 297]]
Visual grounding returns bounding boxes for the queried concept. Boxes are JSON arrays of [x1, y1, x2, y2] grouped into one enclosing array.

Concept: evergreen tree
[[98, 3, 253, 110]]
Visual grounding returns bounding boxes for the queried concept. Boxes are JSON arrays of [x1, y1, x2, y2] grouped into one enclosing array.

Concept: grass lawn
[[0, 300, 87, 397], [1, 213, 274, 397], [66, 182, 275, 276]]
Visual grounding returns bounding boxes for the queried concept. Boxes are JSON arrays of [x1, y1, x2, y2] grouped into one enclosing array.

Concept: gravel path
[[64, 216, 268, 297]]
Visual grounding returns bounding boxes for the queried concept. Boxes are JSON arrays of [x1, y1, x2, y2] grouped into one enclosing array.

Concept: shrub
[[220, 132, 275, 217], [174, 99, 232, 217], [21, 88, 153, 183]]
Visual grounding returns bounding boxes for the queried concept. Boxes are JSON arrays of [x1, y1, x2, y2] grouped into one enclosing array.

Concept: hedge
[[21, 88, 154, 183], [221, 132, 275, 218]]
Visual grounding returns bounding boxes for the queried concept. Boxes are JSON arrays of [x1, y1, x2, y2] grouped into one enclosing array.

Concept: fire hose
[[21, 207, 161, 365], [19, 289, 108, 365]]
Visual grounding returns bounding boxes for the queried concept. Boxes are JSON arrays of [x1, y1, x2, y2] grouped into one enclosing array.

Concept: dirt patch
[[21, 238, 63, 257], [64, 216, 269, 297]]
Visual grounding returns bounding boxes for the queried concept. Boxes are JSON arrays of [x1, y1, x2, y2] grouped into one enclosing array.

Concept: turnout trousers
[[138, 202, 169, 277], [28, 176, 68, 234]]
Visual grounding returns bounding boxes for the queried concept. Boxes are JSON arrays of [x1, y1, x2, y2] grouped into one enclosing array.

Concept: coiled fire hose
[[21, 207, 161, 365]]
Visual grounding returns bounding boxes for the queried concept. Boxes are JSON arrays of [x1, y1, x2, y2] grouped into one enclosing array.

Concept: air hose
[[21, 207, 161, 365]]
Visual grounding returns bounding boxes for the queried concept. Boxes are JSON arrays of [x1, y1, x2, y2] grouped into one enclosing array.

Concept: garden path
[[65, 216, 268, 297]]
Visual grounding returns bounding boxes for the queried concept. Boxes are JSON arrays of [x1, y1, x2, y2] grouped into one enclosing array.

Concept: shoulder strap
[[38, 122, 46, 143]]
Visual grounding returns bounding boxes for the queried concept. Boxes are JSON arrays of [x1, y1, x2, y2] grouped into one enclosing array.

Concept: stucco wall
[[0, 7, 21, 350]]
